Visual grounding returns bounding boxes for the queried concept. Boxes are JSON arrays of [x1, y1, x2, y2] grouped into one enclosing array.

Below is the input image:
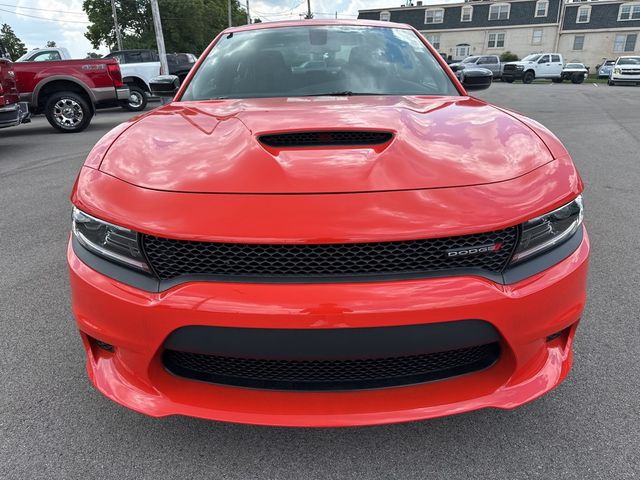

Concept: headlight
[[72, 206, 151, 272], [516, 65, 524, 70], [511, 195, 583, 264], [614, 67, 621, 74]]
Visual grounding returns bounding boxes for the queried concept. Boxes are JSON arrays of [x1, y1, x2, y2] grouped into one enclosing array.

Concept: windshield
[[604, 60, 616, 66], [618, 57, 640, 65], [522, 54, 542, 62], [462, 56, 479, 64], [181, 25, 458, 100]]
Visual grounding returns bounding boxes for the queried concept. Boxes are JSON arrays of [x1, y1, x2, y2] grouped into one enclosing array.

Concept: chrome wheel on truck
[[44, 91, 91, 133]]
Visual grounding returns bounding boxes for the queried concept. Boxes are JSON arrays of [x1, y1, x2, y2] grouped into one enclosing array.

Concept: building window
[[573, 35, 585, 50], [618, 3, 640, 21], [379, 11, 391, 21], [535, 1, 549, 17], [614, 33, 638, 52], [488, 4, 510, 20], [461, 5, 473, 22], [576, 5, 591, 23], [487, 32, 505, 48], [455, 44, 471, 59], [425, 8, 444, 24], [426, 34, 441, 50], [532, 29, 543, 44]]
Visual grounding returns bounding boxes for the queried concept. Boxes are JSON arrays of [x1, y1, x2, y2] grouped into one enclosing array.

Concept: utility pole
[[228, 0, 232, 27], [110, 0, 123, 51], [246, 0, 251, 24], [150, 0, 169, 76], [305, 0, 312, 19]]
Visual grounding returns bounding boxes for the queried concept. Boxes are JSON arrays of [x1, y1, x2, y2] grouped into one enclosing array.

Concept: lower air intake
[[163, 343, 500, 391]]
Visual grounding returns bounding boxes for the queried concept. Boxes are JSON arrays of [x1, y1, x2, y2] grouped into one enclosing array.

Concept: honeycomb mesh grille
[[163, 343, 500, 390], [142, 227, 518, 281], [259, 131, 393, 147]]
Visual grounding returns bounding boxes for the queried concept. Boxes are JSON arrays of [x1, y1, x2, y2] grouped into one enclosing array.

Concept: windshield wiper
[[305, 91, 378, 97]]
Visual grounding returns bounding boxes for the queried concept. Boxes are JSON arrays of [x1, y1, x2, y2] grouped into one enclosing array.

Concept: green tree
[[86, 51, 102, 58], [83, 0, 247, 54], [0, 24, 27, 60], [46, 40, 57, 47]]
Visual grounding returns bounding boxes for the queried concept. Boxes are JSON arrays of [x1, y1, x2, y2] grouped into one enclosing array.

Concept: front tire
[[572, 74, 585, 84], [523, 71, 535, 84], [44, 91, 92, 133], [122, 85, 148, 112], [608, 79, 615, 86]]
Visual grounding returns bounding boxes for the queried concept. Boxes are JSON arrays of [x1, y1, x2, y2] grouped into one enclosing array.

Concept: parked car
[[68, 21, 589, 427], [449, 55, 501, 79], [502, 53, 564, 84], [103, 49, 197, 111], [0, 56, 30, 129], [13, 57, 129, 132], [560, 63, 588, 84], [597, 59, 616, 79], [608, 56, 640, 86]]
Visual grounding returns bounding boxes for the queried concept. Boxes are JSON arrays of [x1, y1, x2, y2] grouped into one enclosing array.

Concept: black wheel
[[122, 85, 148, 112], [504, 77, 514, 83], [572, 74, 585, 84], [608, 79, 615, 86], [522, 71, 535, 84], [44, 91, 92, 133], [552, 77, 563, 83]]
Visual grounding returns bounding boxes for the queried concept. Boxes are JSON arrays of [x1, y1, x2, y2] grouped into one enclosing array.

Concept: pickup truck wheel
[[571, 74, 585, 84], [608, 79, 615, 86], [522, 71, 535, 84], [552, 77, 563, 83], [122, 86, 148, 112], [45, 92, 91, 133]]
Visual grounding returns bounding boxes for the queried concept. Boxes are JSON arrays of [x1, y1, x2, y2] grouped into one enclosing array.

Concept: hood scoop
[[259, 130, 393, 148]]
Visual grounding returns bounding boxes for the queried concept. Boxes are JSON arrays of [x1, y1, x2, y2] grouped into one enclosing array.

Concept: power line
[[0, 2, 86, 15], [0, 7, 90, 23]]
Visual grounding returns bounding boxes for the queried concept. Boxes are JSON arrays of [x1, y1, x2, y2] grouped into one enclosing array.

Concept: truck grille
[[142, 227, 518, 282]]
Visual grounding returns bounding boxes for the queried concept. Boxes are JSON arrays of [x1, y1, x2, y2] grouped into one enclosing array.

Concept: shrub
[[500, 51, 519, 62]]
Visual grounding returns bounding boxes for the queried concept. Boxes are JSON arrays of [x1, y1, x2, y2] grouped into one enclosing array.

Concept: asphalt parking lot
[[1, 83, 639, 479]]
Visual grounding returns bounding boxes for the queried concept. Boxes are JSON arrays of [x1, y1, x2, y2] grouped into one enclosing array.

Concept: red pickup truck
[[0, 56, 29, 129], [13, 57, 129, 132]]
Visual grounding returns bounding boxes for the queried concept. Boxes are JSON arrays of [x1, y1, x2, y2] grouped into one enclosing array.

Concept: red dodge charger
[[68, 20, 589, 427]]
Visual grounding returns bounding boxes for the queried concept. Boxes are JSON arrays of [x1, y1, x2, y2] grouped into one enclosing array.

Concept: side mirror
[[460, 68, 492, 91], [449, 64, 461, 73], [149, 75, 180, 98]]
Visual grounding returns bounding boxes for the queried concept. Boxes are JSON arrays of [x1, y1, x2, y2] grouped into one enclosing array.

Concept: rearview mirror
[[149, 75, 180, 98], [460, 68, 492, 92]]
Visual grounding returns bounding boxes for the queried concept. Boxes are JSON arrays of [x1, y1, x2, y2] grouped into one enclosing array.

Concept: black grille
[[259, 130, 393, 147], [503, 64, 517, 72], [142, 227, 518, 282], [163, 343, 500, 390]]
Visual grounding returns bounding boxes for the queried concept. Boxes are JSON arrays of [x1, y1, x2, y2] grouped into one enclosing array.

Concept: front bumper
[[611, 72, 640, 83], [68, 226, 589, 427], [0, 101, 29, 129]]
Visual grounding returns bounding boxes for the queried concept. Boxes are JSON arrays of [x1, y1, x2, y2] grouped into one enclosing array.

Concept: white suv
[[608, 56, 640, 86]]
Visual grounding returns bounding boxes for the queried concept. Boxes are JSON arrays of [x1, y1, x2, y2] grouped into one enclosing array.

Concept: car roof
[[224, 19, 413, 33]]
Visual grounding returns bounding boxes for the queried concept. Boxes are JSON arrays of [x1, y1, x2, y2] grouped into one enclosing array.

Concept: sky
[[0, 0, 459, 58]]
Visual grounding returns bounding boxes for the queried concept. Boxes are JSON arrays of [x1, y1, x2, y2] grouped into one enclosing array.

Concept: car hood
[[99, 96, 554, 194]]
